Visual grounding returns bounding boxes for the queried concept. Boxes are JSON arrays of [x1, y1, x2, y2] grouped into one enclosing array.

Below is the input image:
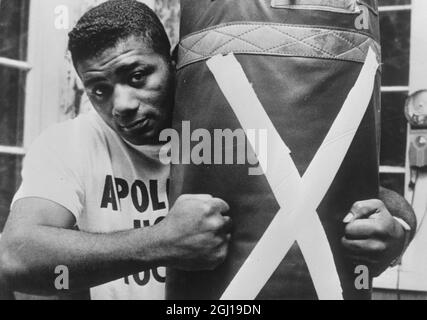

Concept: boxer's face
[[76, 36, 174, 146]]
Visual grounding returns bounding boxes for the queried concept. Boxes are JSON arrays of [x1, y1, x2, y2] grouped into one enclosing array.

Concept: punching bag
[[167, 0, 381, 300]]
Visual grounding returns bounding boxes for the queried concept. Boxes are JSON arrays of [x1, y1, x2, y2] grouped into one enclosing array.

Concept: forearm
[[0, 225, 168, 295], [379, 186, 417, 240]]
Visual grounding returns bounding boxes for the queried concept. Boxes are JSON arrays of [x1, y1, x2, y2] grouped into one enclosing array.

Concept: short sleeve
[[12, 124, 85, 222]]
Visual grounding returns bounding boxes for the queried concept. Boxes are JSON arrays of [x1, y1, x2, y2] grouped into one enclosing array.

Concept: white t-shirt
[[12, 110, 170, 300]]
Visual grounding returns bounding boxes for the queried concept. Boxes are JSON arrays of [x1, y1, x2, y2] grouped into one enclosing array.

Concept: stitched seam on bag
[[271, 3, 357, 14], [266, 29, 331, 52], [178, 23, 380, 69], [178, 53, 371, 71], [214, 28, 266, 52], [271, 0, 378, 15], [179, 41, 378, 65], [180, 22, 378, 47], [209, 25, 265, 54], [335, 37, 372, 59], [330, 30, 366, 56], [269, 25, 336, 58], [178, 27, 265, 59], [178, 44, 379, 69], [180, 31, 212, 65]]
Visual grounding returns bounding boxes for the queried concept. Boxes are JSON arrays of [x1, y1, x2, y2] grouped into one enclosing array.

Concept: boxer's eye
[[92, 85, 110, 98], [129, 71, 146, 87], [94, 88, 104, 97]]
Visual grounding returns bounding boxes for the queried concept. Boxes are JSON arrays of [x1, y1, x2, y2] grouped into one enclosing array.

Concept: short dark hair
[[68, 0, 171, 66]]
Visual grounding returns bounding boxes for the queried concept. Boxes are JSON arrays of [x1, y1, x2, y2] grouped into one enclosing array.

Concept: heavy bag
[[167, 0, 381, 300]]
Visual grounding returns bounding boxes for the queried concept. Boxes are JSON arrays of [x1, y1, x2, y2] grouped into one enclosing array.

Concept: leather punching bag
[[167, 0, 381, 300]]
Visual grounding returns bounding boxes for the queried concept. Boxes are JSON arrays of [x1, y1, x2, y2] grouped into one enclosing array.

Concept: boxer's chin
[[120, 120, 166, 146]]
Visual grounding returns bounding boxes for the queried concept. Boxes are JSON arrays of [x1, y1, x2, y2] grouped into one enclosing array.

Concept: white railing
[[380, 166, 406, 174], [0, 57, 31, 71], [0, 146, 26, 156], [381, 86, 409, 93], [379, 5, 412, 12]]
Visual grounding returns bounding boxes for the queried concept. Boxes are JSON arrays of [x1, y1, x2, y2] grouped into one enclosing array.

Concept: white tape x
[[206, 49, 379, 300]]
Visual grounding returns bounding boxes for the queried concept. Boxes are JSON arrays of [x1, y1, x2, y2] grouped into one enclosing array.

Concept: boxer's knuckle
[[208, 217, 223, 232], [371, 241, 386, 252], [206, 234, 221, 249], [221, 243, 229, 257], [352, 201, 365, 212], [216, 238, 226, 249], [201, 202, 214, 216], [219, 200, 230, 212], [374, 223, 387, 235], [214, 248, 227, 265], [177, 194, 191, 203], [375, 199, 386, 208], [344, 223, 353, 235], [202, 232, 219, 249]]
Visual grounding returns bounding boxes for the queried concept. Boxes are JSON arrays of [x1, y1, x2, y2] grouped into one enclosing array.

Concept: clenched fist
[[156, 194, 232, 271], [341, 199, 408, 277]]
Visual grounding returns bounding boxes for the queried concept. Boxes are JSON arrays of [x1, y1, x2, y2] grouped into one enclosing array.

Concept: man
[[0, 0, 416, 301], [0, 0, 232, 300]]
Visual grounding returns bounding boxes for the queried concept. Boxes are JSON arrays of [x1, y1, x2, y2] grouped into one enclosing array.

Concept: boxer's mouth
[[119, 118, 151, 131]]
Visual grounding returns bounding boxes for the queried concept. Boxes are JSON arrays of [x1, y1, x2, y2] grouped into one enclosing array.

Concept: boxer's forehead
[[76, 36, 163, 82]]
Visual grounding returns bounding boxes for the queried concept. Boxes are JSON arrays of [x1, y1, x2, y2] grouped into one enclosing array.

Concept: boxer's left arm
[[341, 187, 416, 277]]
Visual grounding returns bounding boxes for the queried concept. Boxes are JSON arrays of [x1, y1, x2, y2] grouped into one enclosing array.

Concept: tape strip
[[207, 48, 379, 300], [271, 0, 358, 14], [206, 53, 340, 300]]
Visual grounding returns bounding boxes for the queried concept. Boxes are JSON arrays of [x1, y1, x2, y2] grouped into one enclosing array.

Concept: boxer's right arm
[[0, 195, 231, 295]]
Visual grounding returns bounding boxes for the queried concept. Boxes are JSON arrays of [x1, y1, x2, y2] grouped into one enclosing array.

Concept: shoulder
[[29, 112, 103, 154]]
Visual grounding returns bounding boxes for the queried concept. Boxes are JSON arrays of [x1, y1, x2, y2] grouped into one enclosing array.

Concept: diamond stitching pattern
[[177, 23, 380, 69]]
